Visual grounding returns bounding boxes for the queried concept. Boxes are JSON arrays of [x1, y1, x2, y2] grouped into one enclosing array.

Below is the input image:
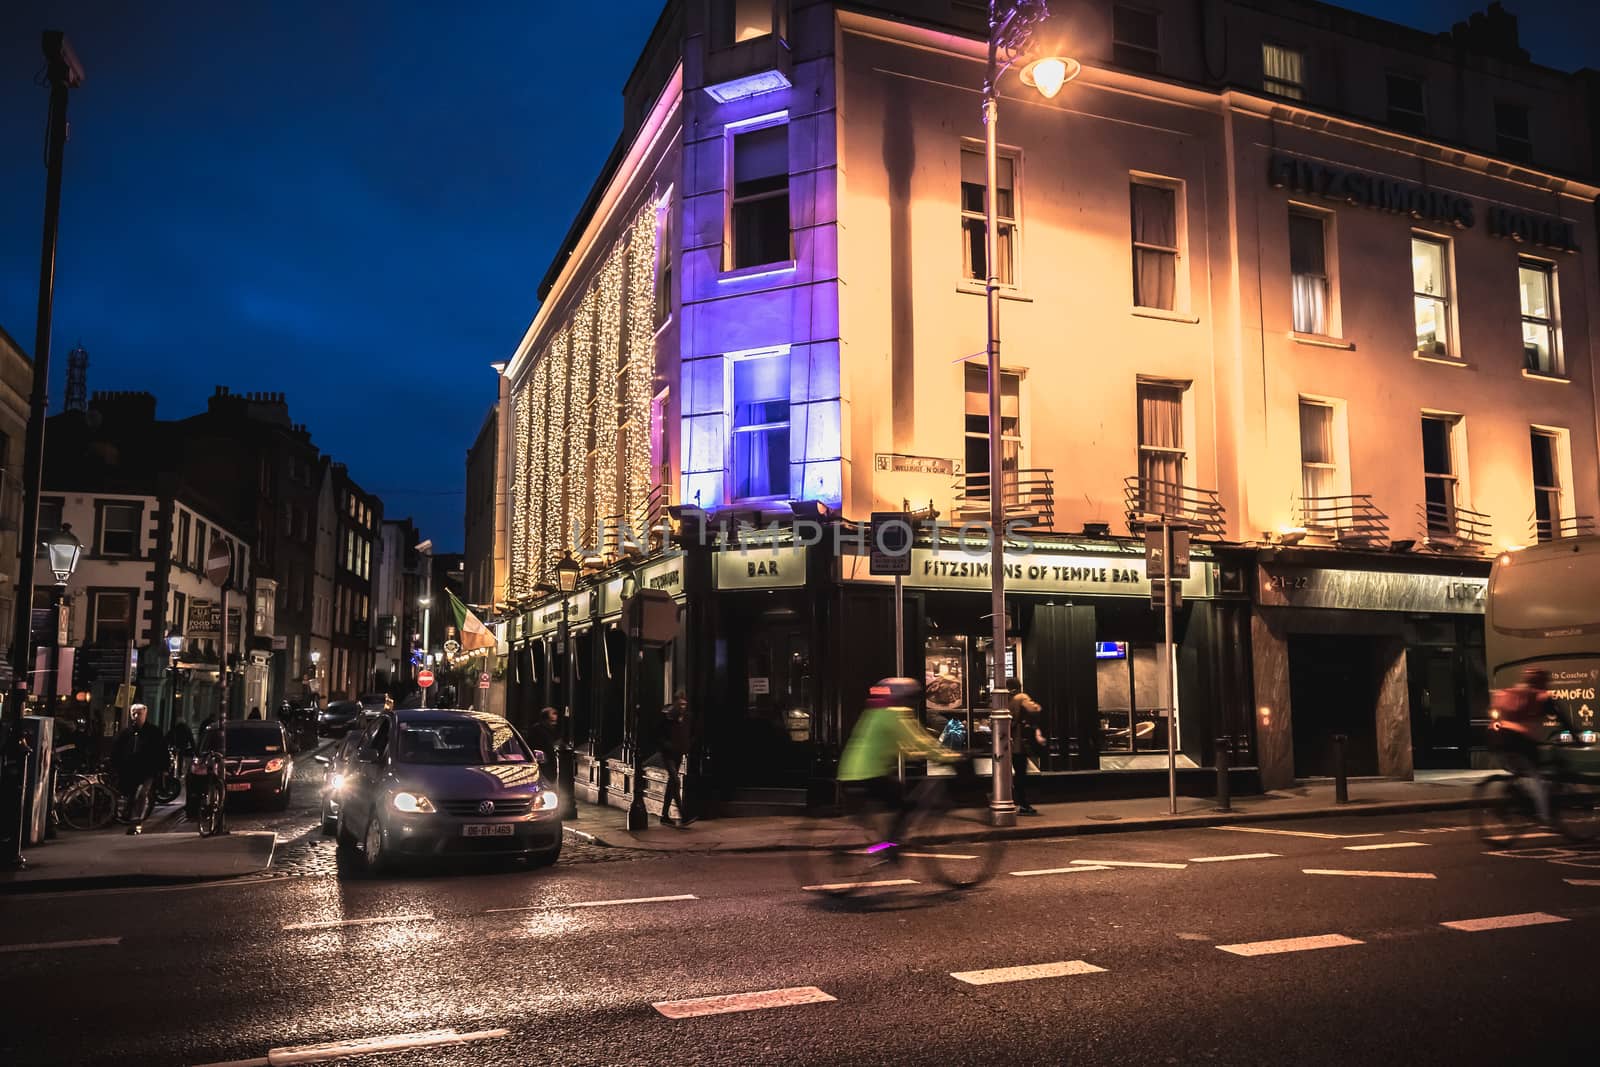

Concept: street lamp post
[[981, 0, 1076, 827], [42, 524, 83, 717], [418, 597, 431, 708], [555, 553, 581, 819], [166, 628, 184, 728]]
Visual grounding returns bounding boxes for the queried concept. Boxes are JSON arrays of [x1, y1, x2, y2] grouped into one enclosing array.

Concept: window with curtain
[[1130, 181, 1178, 311], [731, 353, 790, 500], [1421, 415, 1459, 537], [1530, 429, 1563, 542], [1289, 211, 1329, 335], [1299, 399, 1337, 513], [963, 363, 1021, 498], [1263, 43, 1305, 99], [728, 123, 790, 270], [961, 147, 1016, 285], [1412, 236, 1451, 356], [1519, 261, 1559, 376], [1137, 382, 1185, 513]]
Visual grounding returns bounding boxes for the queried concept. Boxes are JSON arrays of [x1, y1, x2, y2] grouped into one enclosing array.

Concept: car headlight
[[534, 789, 559, 812], [1580, 730, 1598, 745], [328, 772, 346, 793], [264, 758, 285, 773], [392, 791, 435, 813]]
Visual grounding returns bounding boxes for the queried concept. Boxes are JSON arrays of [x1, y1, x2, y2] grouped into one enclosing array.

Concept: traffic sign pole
[[1162, 522, 1177, 816]]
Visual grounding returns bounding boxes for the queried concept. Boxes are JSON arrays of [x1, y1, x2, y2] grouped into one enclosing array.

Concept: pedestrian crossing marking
[[951, 960, 1106, 985], [653, 986, 836, 1019], [1441, 912, 1568, 933], [1216, 826, 1383, 840], [1217, 933, 1363, 956], [1302, 869, 1436, 880]]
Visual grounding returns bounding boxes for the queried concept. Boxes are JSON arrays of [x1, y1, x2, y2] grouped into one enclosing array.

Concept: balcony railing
[[1299, 494, 1390, 548], [602, 468, 670, 558], [950, 468, 1056, 531], [1530, 512, 1597, 543], [1416, 501, 1492, 550], [1123, 477, 1227, 540]]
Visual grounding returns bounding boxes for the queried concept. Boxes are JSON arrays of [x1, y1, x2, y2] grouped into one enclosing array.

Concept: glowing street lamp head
[[1020, 55, 1079, 99]]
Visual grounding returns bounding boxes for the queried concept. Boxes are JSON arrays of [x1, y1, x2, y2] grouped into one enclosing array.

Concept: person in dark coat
[[657, 691, 692, 827], [110, 704, 167, 834], [526, 706, 561, 784], [1009, 690, 1044, 816]]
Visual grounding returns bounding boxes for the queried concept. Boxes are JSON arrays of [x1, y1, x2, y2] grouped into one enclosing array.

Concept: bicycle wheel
[[199, 774, 226, 837], [1550, 778, 1600, 843], [1471, 775, 1530, 847], [789, 813, 895, 898], [60, 781, 117, 831], [904, 782, 1006, 890]]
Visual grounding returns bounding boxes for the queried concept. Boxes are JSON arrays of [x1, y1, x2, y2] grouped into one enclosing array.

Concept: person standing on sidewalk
[[657, 691, 693, 827], [526, 706, 561, 784], [111, 704, 166, 834], [1010, 690, 1044, 816]]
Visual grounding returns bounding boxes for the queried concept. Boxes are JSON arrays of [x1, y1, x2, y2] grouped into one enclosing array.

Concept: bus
[[1486, 535, 1600, 748]]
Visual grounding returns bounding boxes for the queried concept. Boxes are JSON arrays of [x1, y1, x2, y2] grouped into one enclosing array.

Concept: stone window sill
[[1134, 307, 1201, 324], [1414, 352, 1468, 368], [1291, 332, 1354, 350], [956, 282, 1033, 302], [1521, 369, 1569, 383]]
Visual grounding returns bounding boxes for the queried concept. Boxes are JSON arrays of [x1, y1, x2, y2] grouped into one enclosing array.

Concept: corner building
[[499, 0, 1600, 814]]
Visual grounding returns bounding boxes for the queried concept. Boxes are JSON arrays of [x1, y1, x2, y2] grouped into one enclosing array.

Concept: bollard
[[1214, 736, 1231, 812], [1332, 733, 1349, 804], [558, 742, 579, 820]]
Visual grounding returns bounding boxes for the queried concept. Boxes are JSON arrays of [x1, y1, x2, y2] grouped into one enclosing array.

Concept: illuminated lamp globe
[[555, 553, 582, 594], [1020, 55, 1080, 99], [44, 522, 83, 585]]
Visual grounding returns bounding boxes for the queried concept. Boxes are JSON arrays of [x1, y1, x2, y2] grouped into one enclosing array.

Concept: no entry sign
[[205, 537, 233, 586], [417, 669, 435, 689]]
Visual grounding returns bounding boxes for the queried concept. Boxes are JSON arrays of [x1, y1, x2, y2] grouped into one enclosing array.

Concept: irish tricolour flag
[[447, 589, 497, 653]]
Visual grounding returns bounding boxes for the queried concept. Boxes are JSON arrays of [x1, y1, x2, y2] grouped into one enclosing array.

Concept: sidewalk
[[565, 770, 1493, 853], [1, 828, 277, 894]]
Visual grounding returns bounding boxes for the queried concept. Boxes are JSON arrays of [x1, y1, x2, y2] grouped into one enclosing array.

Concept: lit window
[[1289, 211, 1330, 335], [1494, 100, 1532, 163], [1112, 6, 1159, 73], [728, 123, 790, 270], [1411, 236, 1452, 357], [1420, 414, 1461, 538], [1298, 399, 1338, 507], [961, 147, 1017, 285], [730, 352, 790, 500], [91, 591, 134, 646], [100, 503, 140, 557], [1130, 181, 1179, 311], [1519, 261, 1560, 376], [1386, 73, 1427, 134], [963, 363, 1021, 495], [1137, 381, 1186, 513], [710, 0, 780, 49], [1263, 44, 1305, 100], [1530, 428, 1565, 542]]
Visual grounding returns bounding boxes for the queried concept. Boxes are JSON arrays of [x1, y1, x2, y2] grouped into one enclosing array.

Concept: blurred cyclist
[[838, 677, 957, 849], [1490, 666, 1573, 824]]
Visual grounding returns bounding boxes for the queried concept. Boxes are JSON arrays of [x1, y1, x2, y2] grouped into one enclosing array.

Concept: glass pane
[[1292, 273, 1328, 334], [1519, 264, 1551, 319], [996, 224, 1013, 284], [1137, 384, 1182, 449], [733, 426, 789, 499], [1414, 295, 1446, 350], [960, 153, 1014, 217], [1425, 478, 1453, 534], [1114, 5, 1158, 49], [1411, 238, 1446, 296], [1096, 657, 1132, 754], [1495, 100, 1530, 141], [734, 125, 787, 185], [1133, 249, 1176, 310], [733, 193, 790, 268], [1298, 401, 1333, 465], [1131, 184, 1176, 248], [1263, 44, 1304, 92], [961, 181, 984, 214], [1523, 322, 1553, 373], [1289, 214, 1325, 275], [1420, 418, 1453, 475], [964, 218, 985, 280], [1388, 74, 1424, 114], [1530, 432, 1557, 488]]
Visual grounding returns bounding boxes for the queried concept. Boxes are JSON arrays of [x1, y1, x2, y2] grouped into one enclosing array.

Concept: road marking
[[195, 1028, 511, 1067], [1442, 912, 1569, 933], [1217, 933, 1363, 957], [0, 937, 122, 954], [486, 894, 697, 913], [1009, 865, 1110, 878], [951, 960, 1106, 985], [1216, 826, 1382, 840], [801, 878, 917, 892], [1567, 878, 1600, 887], [653, 986, 836, 1019], [282, 913, 433, 931], [1071, 859, 1188, 870], [1344, 842, 1430, 851], [1484, 831, 1559, 842], [1302, 869, 1436, 880], [899, 852, 977, 860], [1189, 853, 1280, 863]]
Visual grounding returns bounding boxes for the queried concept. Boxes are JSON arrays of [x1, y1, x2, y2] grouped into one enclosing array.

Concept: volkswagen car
[[335, 708, 561, 874], [317, 699, 364, 737]]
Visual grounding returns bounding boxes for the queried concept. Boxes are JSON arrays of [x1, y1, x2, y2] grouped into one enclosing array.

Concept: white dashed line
[[1442, 912, 1569, 933], [653, 986, 836, 1019], [1216, 826, 1382, 840], [282, 913, 434, 931], [1302, 869, 1436, 880], [801, 878, 917, 892], [1070, 859, 1188, 870], [1566, 878, 1600, 887], [951, 960, 1107, 985], [199, 1028, 510, 1067], [0, 937, 122, 954], [1343, 841, 1430, 851], [486, 894, 697, 913], [1217, 934, 1363, 957], [1189, 853, 1280, 863], [898, 852, 978, 860], [1009, 865, 1110, 878]]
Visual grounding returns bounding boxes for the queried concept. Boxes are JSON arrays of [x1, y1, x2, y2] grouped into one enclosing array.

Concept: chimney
[[89, 390, 157, 423], [1449, 3, 1529, 64]]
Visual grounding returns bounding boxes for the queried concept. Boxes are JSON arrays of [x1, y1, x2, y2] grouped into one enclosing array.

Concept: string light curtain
[[568, 291, 596, 555], [528, 357, 551, 585], [544, 330, 570, 581], [623, 208, 659, 537], [510, 380, 534, 599]]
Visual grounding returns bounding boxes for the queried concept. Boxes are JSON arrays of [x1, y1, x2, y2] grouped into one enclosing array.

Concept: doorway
[[1288, 635, 1381, 778]]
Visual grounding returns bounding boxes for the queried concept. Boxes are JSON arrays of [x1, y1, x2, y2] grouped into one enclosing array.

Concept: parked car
[[316, 724, 372, 834], [358, 692, 394, 712], [335, 708, 561, 874], [317, 700, 363, 737], [186, 720, 294, 813]]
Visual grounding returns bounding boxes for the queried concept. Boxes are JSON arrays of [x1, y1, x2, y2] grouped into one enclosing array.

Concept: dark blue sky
[[1, 2, 1592, 552]]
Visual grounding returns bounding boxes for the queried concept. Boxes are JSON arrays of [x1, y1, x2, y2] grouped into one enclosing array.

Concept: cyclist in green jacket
[[838, 677, 956, 848]]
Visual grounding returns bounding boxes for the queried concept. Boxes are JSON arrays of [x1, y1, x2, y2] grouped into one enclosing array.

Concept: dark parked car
[[335, 708, 561, 874], [358, 692, 394, 712], [186, 720, 294, 813], [317, 700, 363, 737], [317, 723, 372, 834]]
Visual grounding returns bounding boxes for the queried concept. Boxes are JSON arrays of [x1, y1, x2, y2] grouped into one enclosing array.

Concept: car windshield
[[394, 719, 530, 765], [326, 702, 360, 715], [200, 728, 284, 756]]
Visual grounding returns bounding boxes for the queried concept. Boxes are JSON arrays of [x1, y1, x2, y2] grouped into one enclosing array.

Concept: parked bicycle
[[195, 750, 227, 837], [54, 768, 119, 831]]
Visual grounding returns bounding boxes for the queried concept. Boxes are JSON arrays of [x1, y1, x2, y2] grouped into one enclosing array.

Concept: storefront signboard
[[874, 453, 962, 476], [187, 599, 219, 638], [1257, 565, 1487, 614], [637, 554, 686, 598], [524, 590, 597, 638], [715, 544, 807, 590], [891, 548, 1211, 598]]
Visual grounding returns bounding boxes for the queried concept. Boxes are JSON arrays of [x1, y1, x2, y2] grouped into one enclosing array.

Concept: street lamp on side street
[[554, 553, 582, 819]]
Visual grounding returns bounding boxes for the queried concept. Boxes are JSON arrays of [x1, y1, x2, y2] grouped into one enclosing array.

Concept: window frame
[[1297, 397, 1351, 524], [726, 347, 792, 504], [36, 496, 63, 558], [1288, 206, 1335, 336], [1385, 72, 1428, 134], [1494, 99, 1533, 163], [1135, 378, 1190, 512], [89, 588, 137, 646], [1410, 233, 1455, 359], [1420, 412, 1465, 538], [709, 0, 784, 51], [1530, 427, 1565, 542], [1262, 42, 1306, 100], [723, 113, 792, 274], [1518, 258, 1561, 378], [962, 362, 1024, 487], [1129, 175, 1186, 313], [96, 500, 142, 558], [1111, 4, 1160, 73], [960, 141, 1021, 288]]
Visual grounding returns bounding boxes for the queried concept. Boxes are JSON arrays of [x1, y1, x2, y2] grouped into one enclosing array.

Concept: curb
[[572, 796, 1483, 854], [1, 831, 278, 896]]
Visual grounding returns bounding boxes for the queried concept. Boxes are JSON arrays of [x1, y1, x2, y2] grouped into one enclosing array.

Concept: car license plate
[[463, 823, 514, 837], [226, 783, 251, 792]]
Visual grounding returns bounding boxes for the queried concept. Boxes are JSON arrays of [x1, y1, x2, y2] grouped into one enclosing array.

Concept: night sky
[[1, 1, 1594, 552]]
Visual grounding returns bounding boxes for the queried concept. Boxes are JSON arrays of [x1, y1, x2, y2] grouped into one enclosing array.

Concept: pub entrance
[[1288, 634, 1382, 778]]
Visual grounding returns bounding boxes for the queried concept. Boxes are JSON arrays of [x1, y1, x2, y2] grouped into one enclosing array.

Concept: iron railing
[[951, 468, 1055, 531], [1417, 501, 1492, 550], [1123, 477, 1227, 540], [1299, 493, 1390, 548], [602, 467, 670, 557], [1531, 512, 1597, 544]]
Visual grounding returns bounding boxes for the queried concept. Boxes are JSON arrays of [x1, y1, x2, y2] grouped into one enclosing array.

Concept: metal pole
[[420, 605, 430, 708], [1164, 521, 1177, 815], [560, 594, 577, 819], [984, 8, 1015, 829], [217, 583, 228, 833], [893, 573, 904, 677]]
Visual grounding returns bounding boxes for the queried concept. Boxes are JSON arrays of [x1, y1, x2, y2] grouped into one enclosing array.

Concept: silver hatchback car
[[335, 708, 561, 874]]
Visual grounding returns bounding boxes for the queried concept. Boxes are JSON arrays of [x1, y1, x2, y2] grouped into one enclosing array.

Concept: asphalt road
[[4, 807, 1597, 1066]]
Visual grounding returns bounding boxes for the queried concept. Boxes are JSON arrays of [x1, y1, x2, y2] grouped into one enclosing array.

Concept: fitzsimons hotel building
[[489, 0, 1600, 814]]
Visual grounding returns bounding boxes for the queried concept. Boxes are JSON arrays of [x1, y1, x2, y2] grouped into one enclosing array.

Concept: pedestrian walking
[[110, 704, 166, 834], [1010, 690, 1044, 816], [657, 690, 693, 827], [526, 706, 561, 783]]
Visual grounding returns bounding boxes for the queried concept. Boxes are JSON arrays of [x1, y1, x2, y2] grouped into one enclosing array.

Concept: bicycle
[[195, 751, 227, 837], [791, 758, 1006, 898], [55, 769, 119, 831], [1472, 747, 1599, 847]]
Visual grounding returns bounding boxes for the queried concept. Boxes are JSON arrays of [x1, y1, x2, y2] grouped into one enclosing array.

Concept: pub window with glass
[[730, 351, 790, 501], [1136, 381, 1187, 513], [727, 122, 790, 271], [1421, 413, 1462, 538], [963, 363, 1020, 502], [1519, 260, 1560, 376], [1411, 235, 1452, 357], [1530, 427, 1567, 543], [1095, 641, 1169, 755], [961, 146, 1017, 286], [1262, 43, 1306, 100], [1130, 179, 1179, 311], [1289, 209, 1331, 335], [1298, 398, 1340, 524]]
